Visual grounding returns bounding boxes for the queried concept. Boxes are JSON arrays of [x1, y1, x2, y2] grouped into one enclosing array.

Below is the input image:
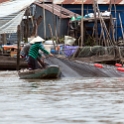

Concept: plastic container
[[64, 36, 76, 46], [50, 48, 58, 54]]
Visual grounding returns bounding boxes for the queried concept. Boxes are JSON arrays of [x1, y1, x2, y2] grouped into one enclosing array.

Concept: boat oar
[[37, 57, 46, 68]]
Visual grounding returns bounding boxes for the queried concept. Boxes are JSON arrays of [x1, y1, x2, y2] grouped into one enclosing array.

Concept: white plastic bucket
[[64, 36, 76, 46]]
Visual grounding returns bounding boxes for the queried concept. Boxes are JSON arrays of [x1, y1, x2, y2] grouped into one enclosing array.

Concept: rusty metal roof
[[38, 0, 52, 2], [38, 0, 124, 4], [35, 3, 80, 18], [0, 0, 9, 3]]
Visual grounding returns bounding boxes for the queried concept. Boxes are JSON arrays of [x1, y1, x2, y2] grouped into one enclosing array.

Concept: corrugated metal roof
[[0, 0, 36, 34], [39, 0, 124, 4], [0, 0, 36, 17], [0, 10, 26, 34], [35, 3, 80, 18]]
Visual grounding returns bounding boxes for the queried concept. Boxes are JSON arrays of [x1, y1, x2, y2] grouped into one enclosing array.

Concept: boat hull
[[18, 65, 61, 79]]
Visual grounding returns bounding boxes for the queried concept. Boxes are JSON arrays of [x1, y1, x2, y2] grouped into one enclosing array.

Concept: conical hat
[[30, 36, 44, 44], [28, 37, 34, 43]]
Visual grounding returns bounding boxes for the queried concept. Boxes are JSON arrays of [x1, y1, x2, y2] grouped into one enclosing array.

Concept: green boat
[[18, 65, 61, 79]]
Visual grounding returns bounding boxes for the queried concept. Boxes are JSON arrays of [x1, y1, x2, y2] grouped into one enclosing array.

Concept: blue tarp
[[63, 45, 79, 57]]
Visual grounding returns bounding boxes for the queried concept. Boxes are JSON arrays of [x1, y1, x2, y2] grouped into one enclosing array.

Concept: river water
[[0, 71, 124, 124]]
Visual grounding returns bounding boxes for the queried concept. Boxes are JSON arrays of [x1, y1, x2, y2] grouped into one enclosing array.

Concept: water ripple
[[0, 71, 124, 123]]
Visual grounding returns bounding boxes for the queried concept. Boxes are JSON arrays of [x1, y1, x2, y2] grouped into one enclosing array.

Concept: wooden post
[[48, 24, 55, 49], [23, 20, 27, 42], [119, 13, 124, 44], [93, 0, 98, 44], [110, 15, 116, 45], [81, 0, 84, 47], [52, 0, 55, 37], [26, 8, 29, 42], [43, 1, 46, 39], [17, 25, 21, 71], [114, 0, 117, 42], [58, 3, 63, 38], [108, 0, 112, 12], [1, 34, 6, 54], [96, 2, 113, 46], [2, 34, 7, 45], [52, 0, 58, 43]]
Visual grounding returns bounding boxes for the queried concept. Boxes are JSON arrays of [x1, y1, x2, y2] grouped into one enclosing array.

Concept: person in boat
[[20, 37, 47, 68], [28, 36, 53, 70], [20, 43, 30, 60]]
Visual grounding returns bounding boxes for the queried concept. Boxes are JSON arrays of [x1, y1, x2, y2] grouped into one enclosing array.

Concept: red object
[[117, 67, 124, 72], [115, 63, 122, 67], [94, 63, 103, 68]]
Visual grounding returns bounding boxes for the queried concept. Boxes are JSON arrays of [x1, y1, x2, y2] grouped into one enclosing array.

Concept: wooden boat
[[0, 56, 28, 70], [18, 65, 61, 79], [0, 44, 28, 70]]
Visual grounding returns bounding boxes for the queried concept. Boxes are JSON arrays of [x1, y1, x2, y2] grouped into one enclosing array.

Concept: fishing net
[[46, 57, 124, 77], [44, 44, 124, 77], [77, 46, 106, 57], [58, 45, 124, 62], [75, 46, 121, 58]]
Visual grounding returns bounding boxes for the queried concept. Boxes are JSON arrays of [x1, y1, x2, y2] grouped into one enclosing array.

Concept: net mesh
[[46, 57, 124, 77]]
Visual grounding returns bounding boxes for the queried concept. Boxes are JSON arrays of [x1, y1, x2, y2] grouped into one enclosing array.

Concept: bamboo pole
[[108, 0, 112, 12], [58, 3, 63, 38], [1, 34, 6, 55], [118, 13, 124, 44], [52, 0, 55, 37], [114, 0, 117, 42], [48, 24, 55, 49], [99, 22, 106, 46], [52, 0, 58, 44], [17, 25, 21, 71], [26, 8, 29, 38], [110, 14, 116, 45], [93, 0, 98, 44], [96, 2, 113, 46], [81, 0, 84, 47], [43, 0, 46, 39], [28, 8, 32, 37], [24, 9, 29, 42], [2, 34, 6, 45]]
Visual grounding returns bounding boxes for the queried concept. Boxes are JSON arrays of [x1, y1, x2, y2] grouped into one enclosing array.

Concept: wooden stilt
[[96, 2, 113, 46], [43, 1, 46, 39], [48, 24, 55, 49], [114, 0, 117, 42], [81, 0, 84, 47], [26, 9, 29, 41], [58, 3, 63, 41], [52, 0, 55, 37], [118, 13, 124, 44], [1, 34, 6, 45], [93, 0, 98, 45], [110, 14, 116, 45], [17, 25, 21, 71]]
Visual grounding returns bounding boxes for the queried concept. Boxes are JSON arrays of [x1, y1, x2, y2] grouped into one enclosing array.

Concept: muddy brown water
[[0, 71, 124, 124]]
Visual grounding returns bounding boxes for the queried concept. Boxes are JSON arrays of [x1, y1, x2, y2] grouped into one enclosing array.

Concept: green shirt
[[29, 43, 50, 59]]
